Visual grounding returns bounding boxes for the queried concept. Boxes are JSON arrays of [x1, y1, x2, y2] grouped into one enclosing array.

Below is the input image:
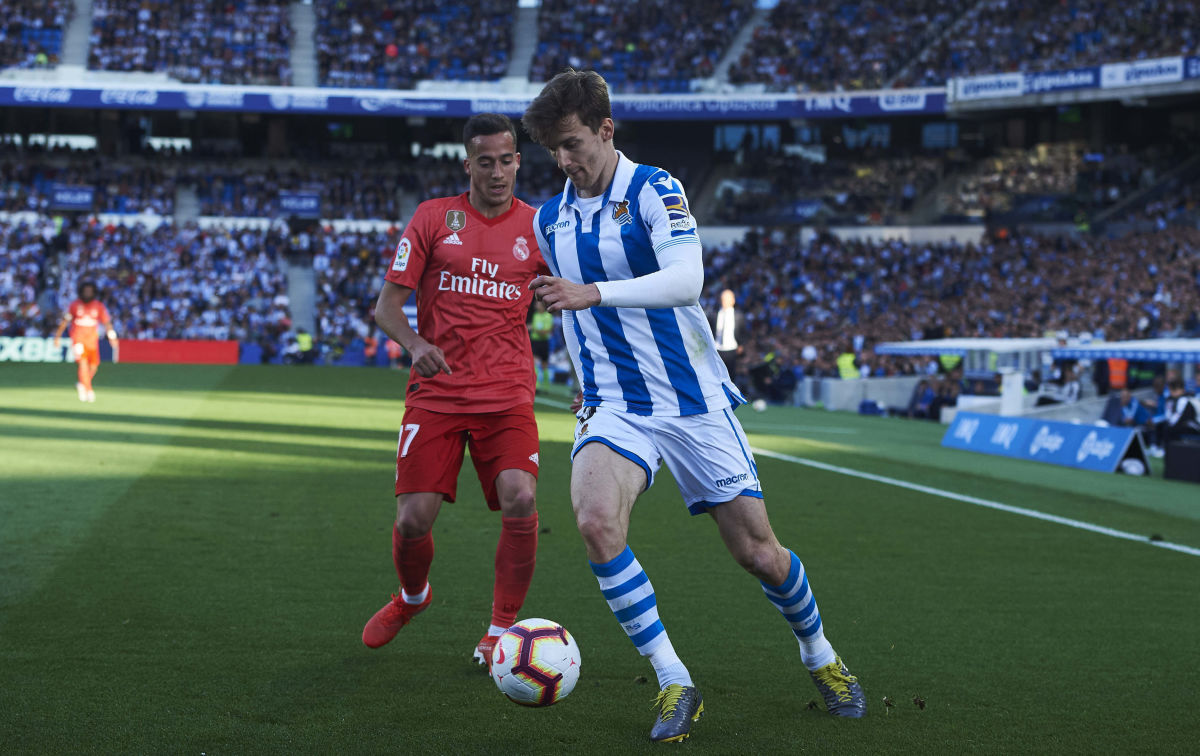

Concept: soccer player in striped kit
[[524, 70, 865, 742]]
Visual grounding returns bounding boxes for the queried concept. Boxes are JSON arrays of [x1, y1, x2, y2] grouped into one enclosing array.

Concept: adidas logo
[[444, 232, 463, 246], [528, 452, 539, 467]]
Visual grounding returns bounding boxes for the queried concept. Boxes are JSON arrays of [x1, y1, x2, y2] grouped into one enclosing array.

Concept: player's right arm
[[52, 311, 72, 347], [375, 281, 451, 378]]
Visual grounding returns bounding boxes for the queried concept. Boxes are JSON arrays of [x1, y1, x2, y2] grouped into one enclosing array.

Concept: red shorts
[[394, 404, 539, 510], [73, 341, 100, 367]]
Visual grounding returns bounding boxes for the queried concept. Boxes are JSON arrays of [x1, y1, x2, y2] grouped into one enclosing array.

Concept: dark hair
[[77, 280, 97, 297], [462, 113, 518, 155], [522, 68, 611, 147], [1168, 377, 1185, 392]]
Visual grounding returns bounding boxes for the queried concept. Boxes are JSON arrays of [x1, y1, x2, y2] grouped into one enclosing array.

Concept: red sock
[[492, 513, 538, 628], [393, 526, 433, 595]]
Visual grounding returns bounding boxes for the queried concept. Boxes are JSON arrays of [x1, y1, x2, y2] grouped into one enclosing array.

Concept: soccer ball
[[752, 398, 767, 412], [490, 618, 581, 707]]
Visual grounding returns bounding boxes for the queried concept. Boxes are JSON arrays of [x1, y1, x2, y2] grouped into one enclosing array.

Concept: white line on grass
[[533, 396, 1198, 557], [534, 396, 574, 410], [751, 447, 1200, 559]]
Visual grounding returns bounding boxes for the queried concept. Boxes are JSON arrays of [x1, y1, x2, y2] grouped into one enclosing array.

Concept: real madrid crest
[[445, 210, 466, 232], [512, 235, 530, 261]]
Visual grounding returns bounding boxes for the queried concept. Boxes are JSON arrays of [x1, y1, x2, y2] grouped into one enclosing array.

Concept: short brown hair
[[462, 113, 518, 155], [522, 68, 611, 147]]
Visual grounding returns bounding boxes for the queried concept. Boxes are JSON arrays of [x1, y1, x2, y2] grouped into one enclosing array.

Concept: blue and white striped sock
[[590, 545, 692, 689], [761, 550, 837, 671]]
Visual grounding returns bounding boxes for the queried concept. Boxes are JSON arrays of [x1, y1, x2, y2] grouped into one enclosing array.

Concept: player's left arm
[[101, 306, 118, 347], [530, 171, 703, 312]]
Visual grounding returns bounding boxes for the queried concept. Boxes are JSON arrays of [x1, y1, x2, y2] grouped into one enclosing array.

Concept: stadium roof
[[1052, 339, 1200, 363], [876, 338, 1059, 357]]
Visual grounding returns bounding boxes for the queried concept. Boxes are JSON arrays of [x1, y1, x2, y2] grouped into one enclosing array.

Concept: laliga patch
[[445, 209, 466, 232], [513, 235, 530, 261], [651, 172, 695, 231], [392, 237, 412, 271]]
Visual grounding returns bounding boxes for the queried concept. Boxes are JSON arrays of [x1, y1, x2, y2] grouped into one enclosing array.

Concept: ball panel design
[[489, 619, 581, 707]]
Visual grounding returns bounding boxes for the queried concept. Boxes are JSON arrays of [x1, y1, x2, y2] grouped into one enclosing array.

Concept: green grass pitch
[[2, 363, 1199, 754]]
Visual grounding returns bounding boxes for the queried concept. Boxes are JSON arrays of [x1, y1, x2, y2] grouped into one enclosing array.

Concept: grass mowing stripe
[[752, 446, 1200, 557]]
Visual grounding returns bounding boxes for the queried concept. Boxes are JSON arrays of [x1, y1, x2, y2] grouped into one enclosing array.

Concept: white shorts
[[571, 405, 763, 515]]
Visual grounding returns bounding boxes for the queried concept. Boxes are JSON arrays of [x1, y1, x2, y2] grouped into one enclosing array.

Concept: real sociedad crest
[[445, 210, 466, 232]]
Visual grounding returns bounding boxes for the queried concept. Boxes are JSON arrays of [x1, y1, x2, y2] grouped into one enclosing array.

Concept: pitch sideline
[[534, 394, 1199, 557], [752, 447, 1200, 558]]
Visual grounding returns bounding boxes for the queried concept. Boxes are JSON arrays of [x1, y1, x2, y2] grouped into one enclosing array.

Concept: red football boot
[[362, 587, 432, 648], [472, 633, 502, 669]]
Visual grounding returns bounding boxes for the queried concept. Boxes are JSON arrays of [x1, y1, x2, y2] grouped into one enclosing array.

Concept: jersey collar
[[463, 191, 520, 226], [561, 151, 636, 214]]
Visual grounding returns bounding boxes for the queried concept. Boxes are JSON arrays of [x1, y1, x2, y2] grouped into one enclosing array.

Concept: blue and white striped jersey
[[533, 152, 745, 417]]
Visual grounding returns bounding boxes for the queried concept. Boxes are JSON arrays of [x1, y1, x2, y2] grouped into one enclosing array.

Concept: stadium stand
[[0, 0, 73, 70], [702, 225, 1200, 385], [726, 0, 961, 92], [909, 0, 1200, 86], [713, 150, 943, 224], [939, 141, 1197, 222], [0, 217, 292, 359], [0, 155, 177, 216], [529, 0, 754, 93], [190, 162, 403, 221], [315, 0, 515, 89], [87, 0, 294, 85]]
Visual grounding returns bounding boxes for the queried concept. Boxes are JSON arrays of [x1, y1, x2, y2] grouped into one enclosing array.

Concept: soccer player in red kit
[[363, 113, 549, 667], [54, 280, 119, 403]]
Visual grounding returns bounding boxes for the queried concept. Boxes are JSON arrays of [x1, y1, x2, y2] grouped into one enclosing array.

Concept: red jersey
[[385, 193, 548, 413], [67, 299, 111, 346]]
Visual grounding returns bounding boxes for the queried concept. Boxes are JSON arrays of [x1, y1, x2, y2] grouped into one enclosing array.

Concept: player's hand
[[570, 391, 584, 412], [53, 337, 60, 348], [530, 276, 601, 313], [409, 339, 452, 378]]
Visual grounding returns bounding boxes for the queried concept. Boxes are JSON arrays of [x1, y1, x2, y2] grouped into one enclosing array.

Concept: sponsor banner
[[950, 55, 1200, 102], [50, 184, 95, 211], [278, 191, 321, 218], [0, 84, 946, 121], [0, 336, 72, 363], [118, 339, 239, 364], [952, 68, 1098, 102], [953, 72, 1025, 102], [942, 411, 1137, 473], [1100, 56, 1184, 89]]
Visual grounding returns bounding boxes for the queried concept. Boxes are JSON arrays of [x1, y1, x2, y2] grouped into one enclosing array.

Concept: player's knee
[[573, 507, 620, 556], [737, 540, 787, 583], [501, 487, 537, 517], [395, 506, 436, 537]]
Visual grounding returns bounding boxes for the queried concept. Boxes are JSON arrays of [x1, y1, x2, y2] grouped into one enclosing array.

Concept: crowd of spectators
[[88, 0, 293, 85], [702, 224, 1200, 394], [0, 0, 72, 70], [727, 0, 961, 92], [909, 0, 1200, 87], [0, 155, 176, 215], [1, 216, 293, 359], [529, 0, 753, 93], [191, 162, 403, 220], [316, 0, 514, 89], [941, 141, 1197, 221], [715, 150, 943, 225]]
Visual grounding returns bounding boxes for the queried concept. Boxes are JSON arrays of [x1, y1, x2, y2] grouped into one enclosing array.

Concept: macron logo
[[715, 473, 748, 487], [444, 232, 463, 246]]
